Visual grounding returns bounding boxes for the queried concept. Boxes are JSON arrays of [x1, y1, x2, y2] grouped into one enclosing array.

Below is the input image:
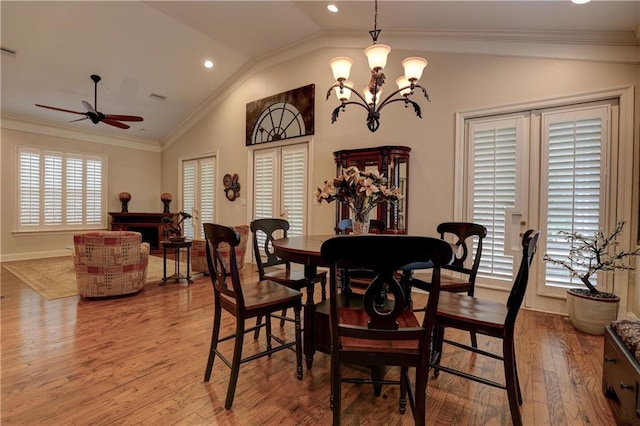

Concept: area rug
[[3, 256, 186, 300]]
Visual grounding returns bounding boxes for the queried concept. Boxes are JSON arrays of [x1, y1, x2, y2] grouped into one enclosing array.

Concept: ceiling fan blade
[[35, 104, 86, 115], [101, 119, 130, 129], [82, 100, 96, 114], [103, 114, 144, 122], [69, 117, 90, 123]]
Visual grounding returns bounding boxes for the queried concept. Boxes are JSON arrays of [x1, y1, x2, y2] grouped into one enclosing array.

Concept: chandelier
[[326, 0, 430, 133]]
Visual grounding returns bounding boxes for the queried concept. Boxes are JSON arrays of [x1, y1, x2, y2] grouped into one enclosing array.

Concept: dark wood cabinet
[[109, 212, 176, 254], [333, 146, 410, 234]]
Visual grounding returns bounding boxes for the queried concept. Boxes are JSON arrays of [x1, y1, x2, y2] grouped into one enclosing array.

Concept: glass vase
[[352, 209, 370, 235]]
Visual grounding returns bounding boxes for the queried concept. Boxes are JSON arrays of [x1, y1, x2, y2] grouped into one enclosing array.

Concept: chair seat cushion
[[436, 292, 508, 331], [338, 307, 421, 352], [611, 320, 640, 364]]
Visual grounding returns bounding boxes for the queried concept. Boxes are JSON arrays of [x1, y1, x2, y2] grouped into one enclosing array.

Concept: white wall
[[162, 47, 639, 232], [160, 46, 639, 316], [1, 125, 161, 260]]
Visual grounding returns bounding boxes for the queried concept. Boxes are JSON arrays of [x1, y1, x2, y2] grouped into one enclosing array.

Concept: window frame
[[14, 145, 107, 233]]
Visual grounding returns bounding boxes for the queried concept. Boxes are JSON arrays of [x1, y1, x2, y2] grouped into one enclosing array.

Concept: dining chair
[[334, 218, 387, 293], [251, 218, 327, 333], [321, 235, 454, 425], [202, 223, 303, 409], [402, 222, 487, 346], [429, 229, 540, 426]]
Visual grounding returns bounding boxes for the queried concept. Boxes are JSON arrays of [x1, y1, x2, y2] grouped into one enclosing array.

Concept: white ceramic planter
[[566, 289, 620, 335]]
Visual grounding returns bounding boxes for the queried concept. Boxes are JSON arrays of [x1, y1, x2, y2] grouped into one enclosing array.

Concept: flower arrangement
[[543, 221, 640, 297], [314, 166, 402, 224]]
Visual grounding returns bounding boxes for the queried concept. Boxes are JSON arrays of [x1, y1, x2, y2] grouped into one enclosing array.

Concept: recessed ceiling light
[[327, 4, 338, 13], [571, 0, 591, 4], [204, 60, 214, 69]]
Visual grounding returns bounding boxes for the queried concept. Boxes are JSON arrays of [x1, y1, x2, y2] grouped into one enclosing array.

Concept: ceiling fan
[[35, 74, 143, 129]]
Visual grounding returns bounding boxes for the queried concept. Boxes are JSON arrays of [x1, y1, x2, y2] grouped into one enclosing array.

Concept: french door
[[181, 156, 216, 239], [464, 100, 616, 311], [252, 143, 309, 245]]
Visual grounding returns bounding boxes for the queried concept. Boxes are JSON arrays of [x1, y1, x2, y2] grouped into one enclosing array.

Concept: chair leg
[[224, 318, 245, 409], [321, 276, 327, 301], [414, 362, 428, 425], [294, 305, 303, 379], [331, 351, 341, 425], [513, 341, 523, 404], [204, 304, 222, 381], [503, 336, 522, 426], [399, 367, 408, 414], [470, 330, 478, 348], [253, 315, 262, 339], [432, 325, 445, 377], [266, 314, 272, 354], [280, 308, 287, 328]]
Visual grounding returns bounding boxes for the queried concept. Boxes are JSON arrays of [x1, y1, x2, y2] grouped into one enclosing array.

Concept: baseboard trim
[[1, 250, 72, 263]]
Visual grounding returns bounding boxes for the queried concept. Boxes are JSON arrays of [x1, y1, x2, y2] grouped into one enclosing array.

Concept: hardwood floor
[[1, 258, 626, 425]]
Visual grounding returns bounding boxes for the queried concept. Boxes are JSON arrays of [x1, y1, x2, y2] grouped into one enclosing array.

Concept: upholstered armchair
[[191, 224, 249, 275], [73, 231, 150, 297]]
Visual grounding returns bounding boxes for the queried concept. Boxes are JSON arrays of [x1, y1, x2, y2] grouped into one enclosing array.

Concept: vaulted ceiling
[[2, 1, 638, 144]]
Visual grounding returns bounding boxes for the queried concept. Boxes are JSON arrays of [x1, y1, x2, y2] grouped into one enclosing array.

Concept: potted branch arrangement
[[161, 211, 192, 241], [543, 221, 640, 335]]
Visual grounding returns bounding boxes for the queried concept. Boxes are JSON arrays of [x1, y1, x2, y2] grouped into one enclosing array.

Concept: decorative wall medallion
[[246, 84, 315, 146], [223, 173, 241, 201]]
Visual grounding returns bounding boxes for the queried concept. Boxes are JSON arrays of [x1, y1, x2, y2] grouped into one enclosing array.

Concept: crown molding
[[1, 114, 161, 153], [161, 29, 639, 150]]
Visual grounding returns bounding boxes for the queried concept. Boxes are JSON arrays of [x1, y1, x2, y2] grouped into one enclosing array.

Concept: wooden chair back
[[437, 222, 487, 288], [321, 235, 453, 346], [506, 229, 540, 326], [203, 223, 244, 306], [250, 218, 291, 279]]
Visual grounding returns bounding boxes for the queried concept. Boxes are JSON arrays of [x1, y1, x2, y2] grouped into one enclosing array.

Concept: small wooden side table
[[160, 239, 193, 285]]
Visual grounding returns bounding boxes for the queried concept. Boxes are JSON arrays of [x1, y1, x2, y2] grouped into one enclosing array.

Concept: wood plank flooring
[[0, 258, 627, 425]]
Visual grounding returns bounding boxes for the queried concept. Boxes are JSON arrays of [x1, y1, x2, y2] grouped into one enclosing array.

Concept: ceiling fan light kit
[[35, 74, 144, 129], [326, 0, 430, 132]]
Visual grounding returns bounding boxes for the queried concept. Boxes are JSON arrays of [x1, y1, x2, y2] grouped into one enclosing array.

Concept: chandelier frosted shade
[[363, 87, 382, 105], [334, 80, 353, 102], [364, 43, 391, 70], [396, 77, 412, 96], [402, 57, 428, 82], [330, 57, 353, 81]]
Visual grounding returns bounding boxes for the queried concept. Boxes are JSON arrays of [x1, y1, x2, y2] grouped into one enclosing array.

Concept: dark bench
[[603, 320, 640, 425]]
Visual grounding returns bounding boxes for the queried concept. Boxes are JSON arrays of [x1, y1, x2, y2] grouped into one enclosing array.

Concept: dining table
[[272, 234, 334, 369]]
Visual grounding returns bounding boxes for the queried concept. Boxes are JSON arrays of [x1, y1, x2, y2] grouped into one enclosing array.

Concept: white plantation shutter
[[199, 158, 215, 238], [86, 158, 102, 225], [43, 154, 63, 225], [17, 147, 105, 230], [469, 119, 519, 281], [19, 150, 40, 227], [542, 107, 607, 289], [66, 157, 84, 225], [254, 149, 276, 220], [182, 160, 196, 238], [253, 143, 309, 250], [282, 145, 307, 237], [181, 156, 215, 239]]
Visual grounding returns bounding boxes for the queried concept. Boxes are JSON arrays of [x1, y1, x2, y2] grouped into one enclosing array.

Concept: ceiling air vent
[[149, 93, 167, 101]]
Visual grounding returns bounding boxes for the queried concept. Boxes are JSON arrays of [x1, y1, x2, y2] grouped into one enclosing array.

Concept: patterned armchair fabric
[[192, 224, 249, 275], [73, 231, 150, 297]]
